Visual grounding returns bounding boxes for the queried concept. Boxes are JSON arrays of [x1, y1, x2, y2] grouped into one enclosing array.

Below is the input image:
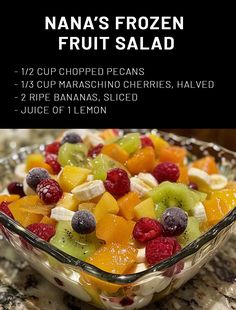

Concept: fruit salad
[[0, 129, 235, 303]]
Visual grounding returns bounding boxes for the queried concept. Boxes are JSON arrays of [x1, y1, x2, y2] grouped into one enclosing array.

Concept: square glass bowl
[[0, 130, 236, 309]]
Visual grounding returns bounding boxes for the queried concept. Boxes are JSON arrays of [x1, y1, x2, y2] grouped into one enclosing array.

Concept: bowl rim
[[0, 130, 236, 285]]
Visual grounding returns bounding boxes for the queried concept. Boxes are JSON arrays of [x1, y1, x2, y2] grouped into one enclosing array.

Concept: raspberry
[[88, 143, 104, 158], [163, 241, 184, 276], [145, 237, 181, 265], [133, 217, 163, 243], [104, 168, 130, 198], [0, 202, 13, 241], [45, 153, 61, 174], [152, 162, 180, 183], [0, 202, 14, 219], [165, 260, 184, 277], [36, 179, 63, 204], [45, 141, 61, 155], [141, 136, 154, 148], [7, 182, 25, 197], [27, 223, 55, 241]]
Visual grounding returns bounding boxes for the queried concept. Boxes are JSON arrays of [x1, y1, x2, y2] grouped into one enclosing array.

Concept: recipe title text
[[45, 16, 184, 51]]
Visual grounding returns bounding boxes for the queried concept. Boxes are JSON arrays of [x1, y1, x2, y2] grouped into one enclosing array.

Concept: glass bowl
[[0, 130, 236, 310]]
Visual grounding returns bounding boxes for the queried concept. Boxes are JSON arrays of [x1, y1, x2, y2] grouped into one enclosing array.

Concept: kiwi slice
[[58, 143, 88, 167], [191, 190, 207, 203], [91, 154, 131, 181], [148, 181, 197, 214], [154, 202, 167, 219], [104, 136, 121, 145], [50, 221, 101, 260], [118, 133, 141, 154], [177, 217, 201, 247]]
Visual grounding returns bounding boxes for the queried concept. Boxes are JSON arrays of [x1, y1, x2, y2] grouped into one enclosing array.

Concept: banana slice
[[83, 133, 104, 148], [136, 247, 146, 263], [131, 263, 147, 273], [72, 180, 105, 201], [86, 174, 94, 182], [193, 202, 207, 222], [138, 173, 158, 188], [15, 163, 27, 181], [188, 167, 211, 190], [51, 207, 75, 221], [23, 179, 35, 196], [130, 177, 152, 197], [209, 174, 228, 190]]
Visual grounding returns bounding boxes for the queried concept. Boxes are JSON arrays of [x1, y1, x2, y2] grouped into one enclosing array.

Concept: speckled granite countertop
[[0, 130, 236, 309]]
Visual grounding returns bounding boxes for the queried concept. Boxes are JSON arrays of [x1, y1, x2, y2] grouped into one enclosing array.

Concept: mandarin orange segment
[[127, 220, 136, 238], [8, 205, 43, 227], [21, 203, 52, 215], [154, 159, 160, 166], [101, 143, 129, 164], [87, 242, 137, 274], [26, 154, 53, 173], [94, 192, 119, 222], [192, 156, 218, 175], [40, 215, 57, 227], [0, 195, 20, 203], [118, 192, 141, 220], [8, 196, 52, 227], [126, 146, 155, 175], [85, 242, 137, 293], [96, 214, 134, 244], [159, 146, 186, 165], [204, 197, 231, 227], [21, 205, 51, 216], [210, 189, 236, 210], [82, 274, 123, 294], [226, 181, 236, 189], [9, 195, 53, 217], [9, 195, 39, 210], [177, 166, 189, 184], [21, 213, 43, 227]]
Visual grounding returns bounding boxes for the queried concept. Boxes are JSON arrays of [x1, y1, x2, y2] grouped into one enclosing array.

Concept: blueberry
[[61, 133, 82, 145], [26, 168, 50, 191], [71, 210, 96, 234], [7, 182, 25, 197], [161, 207, 188, 236]]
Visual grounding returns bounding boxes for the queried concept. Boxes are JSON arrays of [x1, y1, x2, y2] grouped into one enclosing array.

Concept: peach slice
[[118, 192, 141, 220], [0, 195, 20, 204], [8, 196, 52, 227], [96, 214, 134, 244], [126, 146, 155, 175]]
